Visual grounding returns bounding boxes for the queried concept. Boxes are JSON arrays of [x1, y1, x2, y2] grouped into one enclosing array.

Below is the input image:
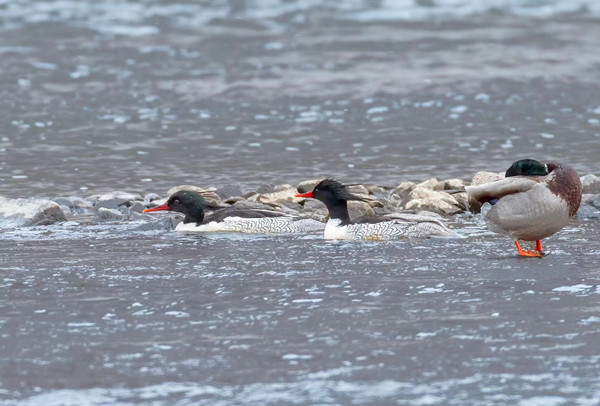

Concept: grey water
[[2, 0, 600, 405]]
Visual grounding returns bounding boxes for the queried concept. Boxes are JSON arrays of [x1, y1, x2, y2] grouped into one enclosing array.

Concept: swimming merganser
[[143, 190, 324, 233], [295, 179, 456, 240], [465, 159, 582, 257]]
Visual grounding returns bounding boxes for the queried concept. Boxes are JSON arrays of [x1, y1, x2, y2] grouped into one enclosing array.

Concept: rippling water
[[1, 0, 600, 405]]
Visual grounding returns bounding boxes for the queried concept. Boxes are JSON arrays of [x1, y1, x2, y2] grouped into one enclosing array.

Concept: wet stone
[[257, 188, 297, 207], [416, 178, 439, 190], [144, 193, 161, 203], [580, 174, 600, 194], [368, 186, 389, 199], [224, 196, 245, 204], [215, 184, 244, 200], [297, 179, 322, 193], [471, 171, 503, 186], [0, 196, 67, 226], [93, 208, 125, 222], [576, 204, 600, 220], [348, 201, 375, 220], [255, 183, 275, 194], [405, 188, 463, 215], [129, 201, 146, 213], [94, 192, 143, 210], [233, 200, 280, 211], [439, 178, 465, 190]]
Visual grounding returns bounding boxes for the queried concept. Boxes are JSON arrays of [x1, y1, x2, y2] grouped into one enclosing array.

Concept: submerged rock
[[93, 207, 125, 222], [0, 196, 66, 227]]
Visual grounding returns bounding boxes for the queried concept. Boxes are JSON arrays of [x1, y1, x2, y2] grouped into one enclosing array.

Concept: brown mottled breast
[[546, 163, 582, 217]]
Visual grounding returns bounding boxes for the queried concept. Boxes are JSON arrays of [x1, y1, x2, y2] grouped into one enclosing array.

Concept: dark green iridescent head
[[505, 159, 549, 177]]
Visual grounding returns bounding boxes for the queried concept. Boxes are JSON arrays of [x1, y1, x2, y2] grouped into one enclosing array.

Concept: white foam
[[552, 284, 593, 293], [0, 195, 65, 228]]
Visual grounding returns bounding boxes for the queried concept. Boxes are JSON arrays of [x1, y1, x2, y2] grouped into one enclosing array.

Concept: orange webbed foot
[[515, 241, 544, 258]]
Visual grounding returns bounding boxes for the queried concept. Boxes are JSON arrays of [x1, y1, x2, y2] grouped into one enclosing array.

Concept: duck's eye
[[173, 199, 180, 205]]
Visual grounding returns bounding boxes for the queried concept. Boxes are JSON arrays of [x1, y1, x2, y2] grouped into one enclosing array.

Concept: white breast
[[175, 217, 324, 234], [324, 219, 351, 240], [324, 217, 455, 240]]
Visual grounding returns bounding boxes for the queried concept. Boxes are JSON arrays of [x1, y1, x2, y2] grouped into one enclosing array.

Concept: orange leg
[[515, 241, 543, 257], [535, 240, 542, 252]]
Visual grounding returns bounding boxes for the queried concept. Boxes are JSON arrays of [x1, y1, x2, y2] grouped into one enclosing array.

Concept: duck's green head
[[143, 190, 219, 224], [505, 159, 548, 177]]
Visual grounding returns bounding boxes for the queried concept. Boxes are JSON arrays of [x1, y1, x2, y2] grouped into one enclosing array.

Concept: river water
[[1, 0, 600, 405]]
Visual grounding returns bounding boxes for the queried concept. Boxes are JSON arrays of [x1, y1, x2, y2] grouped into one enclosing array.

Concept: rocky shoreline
[[2, 172, 600, 227]]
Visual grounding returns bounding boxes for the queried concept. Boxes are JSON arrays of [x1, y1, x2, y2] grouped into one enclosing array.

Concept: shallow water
[[2, 218, 600, 405], [2, 0, 600, 196], [2, 0, 600, 405]]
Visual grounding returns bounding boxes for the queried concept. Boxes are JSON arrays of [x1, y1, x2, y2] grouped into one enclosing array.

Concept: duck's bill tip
[[295, 191, 314, 198], [143, 203, 171, 213]]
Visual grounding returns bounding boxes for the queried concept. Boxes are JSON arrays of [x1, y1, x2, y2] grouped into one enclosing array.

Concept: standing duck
[[295, 179, 456, 240], [465, 159, 582, 257], [143, 190, 324, 233]]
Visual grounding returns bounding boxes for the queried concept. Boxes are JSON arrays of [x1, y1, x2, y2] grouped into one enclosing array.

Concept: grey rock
[[94, 191, 143, 210], [93, 207, 125, 222], [439, 178, 465, 190], [129, 201, 146, 213], [471, 171, 503, 186], [368, 186, 389, 199], [280, 200, 304, 212], [365, 199, 385, 209], [129, 211, 153, 221], [581, 194, 596, 204], [257, 188, 297, 207], [144, 193, 161, 203], [53, 197, 75, 208], [297, 179, 322, 193], [0, 196, 67, 226], [576, 204, 600, 220], [347, 184, 369, 196], [274, 184, 293, 192], [33, 205, 67, 225], [416, 178, 439, 190], [215, 184, 244, 200], [405, 187, 463, 215], [58, 205, 71, 216], [580, 174, 600, 194], [348, 201, 375, 220], [452, 192, 470, 211], [255, 183, 275, 194], [415, 210, 443, 218], [233, 200, 280, 211], [224, 196, 245, 204], [391, 182, 416, 207], [591, 194, 600, 209]]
